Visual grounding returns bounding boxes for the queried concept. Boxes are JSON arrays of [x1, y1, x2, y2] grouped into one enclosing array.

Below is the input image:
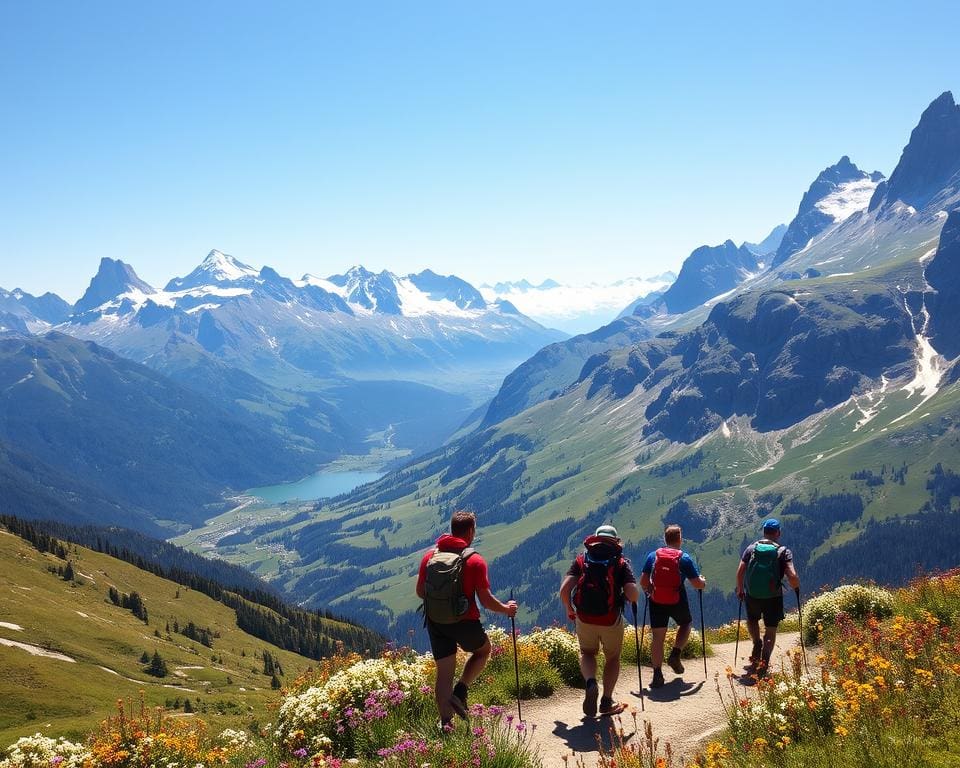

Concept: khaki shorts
[[575, 615, 625, 656]]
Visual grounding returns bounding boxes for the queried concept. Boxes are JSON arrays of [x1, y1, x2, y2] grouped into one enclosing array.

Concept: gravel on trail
[[516, 632, 805, 768]]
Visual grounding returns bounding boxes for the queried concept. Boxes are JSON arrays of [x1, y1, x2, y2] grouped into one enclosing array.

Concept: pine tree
[[146, 650, 168, 677], [63, 561, 75, 582]]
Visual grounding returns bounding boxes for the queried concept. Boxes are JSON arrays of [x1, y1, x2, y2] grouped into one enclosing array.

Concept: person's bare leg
[[650, 627, 668, 668], [673, 621, 691, 651], [601, 653, 620, 701], [434, 653, 457, 722], [458, 640, 491, 687], [580, 648, 598, 682], [762, 627, 778, 666]]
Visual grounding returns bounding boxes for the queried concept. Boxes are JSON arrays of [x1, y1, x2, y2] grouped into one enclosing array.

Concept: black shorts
[[426, 619, 488, 660], [649, 596, 692, 629], [746, 595, 785, 626]]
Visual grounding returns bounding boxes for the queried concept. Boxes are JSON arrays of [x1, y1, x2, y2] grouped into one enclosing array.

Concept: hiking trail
[[520, 632, 804, 767]]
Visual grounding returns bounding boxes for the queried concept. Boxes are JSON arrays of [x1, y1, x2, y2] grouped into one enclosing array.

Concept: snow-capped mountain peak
[[165, 249, 260, 291], [74, 258, 155, 315], [307, 266, 491, 317]]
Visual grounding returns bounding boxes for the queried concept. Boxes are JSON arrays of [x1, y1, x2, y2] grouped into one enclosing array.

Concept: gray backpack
[[423, 547, 475, 624]]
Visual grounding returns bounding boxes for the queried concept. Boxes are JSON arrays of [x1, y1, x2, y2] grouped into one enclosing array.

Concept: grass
[[0, 530, 314, 746]]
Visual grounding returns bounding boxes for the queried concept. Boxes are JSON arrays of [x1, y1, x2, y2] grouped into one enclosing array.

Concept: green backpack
[[746, 540, 784, 599], [423, 547, 475, 624]]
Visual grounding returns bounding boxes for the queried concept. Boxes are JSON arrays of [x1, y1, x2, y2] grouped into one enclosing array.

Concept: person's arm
[[682, 553, 706, 591], [559, 574, 577, 620], [476, 586, 518, 617], [639, 571, 651, 595], [415, 554, 428, 599], [785, 561, 800, 590], [638, 552, 653, 595], [621, 558, 641, 604], [735, 560, 747, 600]]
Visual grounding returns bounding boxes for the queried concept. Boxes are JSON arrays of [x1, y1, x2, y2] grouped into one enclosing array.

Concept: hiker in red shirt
[[416, 510, 518, 729]]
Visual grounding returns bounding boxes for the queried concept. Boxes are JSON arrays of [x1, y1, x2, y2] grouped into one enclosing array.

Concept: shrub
[[0, 734, 89, 768], [518, 627, 581, 686], [476, 633, 562, 704], [803, 584, 895, 644], [896, 568, 960, 627], [275, 651, 432, 757]]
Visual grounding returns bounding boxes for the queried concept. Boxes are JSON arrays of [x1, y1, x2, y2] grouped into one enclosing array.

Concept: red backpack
[[650, 547, 683, 605], [572, 537, 624, 626]]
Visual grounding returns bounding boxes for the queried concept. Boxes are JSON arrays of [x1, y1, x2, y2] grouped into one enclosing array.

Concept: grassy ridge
[[0, 529, 318, 745]]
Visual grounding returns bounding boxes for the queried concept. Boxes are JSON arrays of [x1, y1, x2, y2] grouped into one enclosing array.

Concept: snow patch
[[892, 294, 944, 425], [394, 277, 480, 318], [815, 178, 880, 222], [0, 622, 23, 631], [0, 637, 75, 662]]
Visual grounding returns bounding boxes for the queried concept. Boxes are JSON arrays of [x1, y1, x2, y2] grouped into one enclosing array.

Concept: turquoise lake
[[247, 470, 383, 503]]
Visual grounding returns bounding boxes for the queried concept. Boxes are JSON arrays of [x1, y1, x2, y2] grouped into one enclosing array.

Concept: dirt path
[[521, 632, 805, 767]]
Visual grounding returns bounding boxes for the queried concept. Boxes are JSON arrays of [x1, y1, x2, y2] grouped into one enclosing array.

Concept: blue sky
[[2, 1, 958, 301]]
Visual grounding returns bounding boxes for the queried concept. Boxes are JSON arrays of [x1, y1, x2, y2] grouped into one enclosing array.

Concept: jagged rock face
[[872, 91, 960, 212], [743, 223, 787, 257], [773, 156, 881, 267], [592, 286, 917, 443], [926, 208, 960, 359], [74, 258, 154, 315], [409, 270, 485, 309], [0, 312, 29, 335], [327, 267, 403, 314], [481, 317, 651, 426], [654, 240, 759, 315], [0, 289, 72, 325]]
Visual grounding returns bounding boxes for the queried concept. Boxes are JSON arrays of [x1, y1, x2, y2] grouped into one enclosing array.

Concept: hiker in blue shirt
[[736, 518, 800, 677], [640, 524, 706, 688]]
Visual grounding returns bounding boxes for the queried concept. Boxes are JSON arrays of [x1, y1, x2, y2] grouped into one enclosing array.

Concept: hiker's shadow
[[642, 678, 704, 702], [551, 715, 635, 755]]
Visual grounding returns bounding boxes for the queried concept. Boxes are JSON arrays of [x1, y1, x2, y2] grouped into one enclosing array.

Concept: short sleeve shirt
[[417, 540, 490, 621], [741, 540, 793, 593], [566, 543, 637, 590], [641, 549, 702, 582]]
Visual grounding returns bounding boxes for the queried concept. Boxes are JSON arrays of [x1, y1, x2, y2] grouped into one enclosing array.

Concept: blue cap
[[762, 518, 781, 533]]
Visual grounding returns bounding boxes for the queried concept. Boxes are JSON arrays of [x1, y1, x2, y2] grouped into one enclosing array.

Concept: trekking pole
[[698, 588, 707, 680], [734, 597, 742, 669], [630, 600, 645, 711], [795, 587, 809, 675], [509, 588, 522, 721]]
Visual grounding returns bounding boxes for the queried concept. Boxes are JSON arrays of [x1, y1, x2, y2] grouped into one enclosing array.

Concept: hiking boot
[[599, 697, 628, 716], [667, 647, 685, 674], [756, 657, 770, 679], [450, 682, 469, 720], [748, 641, 763, 665], [582, 678, 599, 717], [650, 668, 665, 689]]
